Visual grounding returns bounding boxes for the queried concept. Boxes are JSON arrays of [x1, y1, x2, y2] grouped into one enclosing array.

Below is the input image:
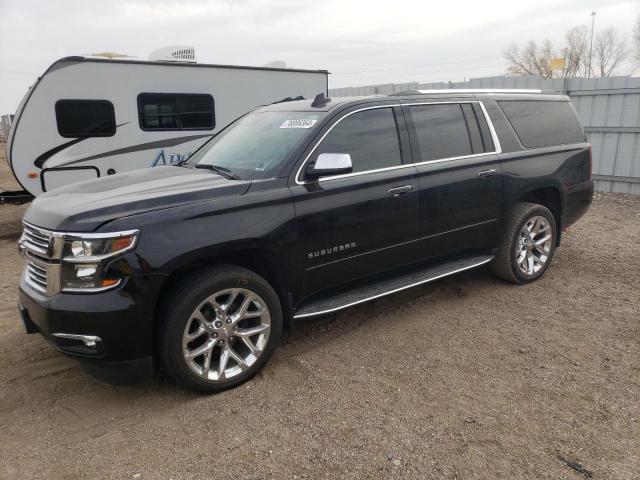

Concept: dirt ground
[[1, 145, 639, 479]]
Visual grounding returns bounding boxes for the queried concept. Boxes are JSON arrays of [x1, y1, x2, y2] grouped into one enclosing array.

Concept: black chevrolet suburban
[[17, 90, 594, 392]]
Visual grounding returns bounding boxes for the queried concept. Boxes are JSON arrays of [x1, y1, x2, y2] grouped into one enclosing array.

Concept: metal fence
[[0, 114, 13, 143], [330, 75, 640, 195]]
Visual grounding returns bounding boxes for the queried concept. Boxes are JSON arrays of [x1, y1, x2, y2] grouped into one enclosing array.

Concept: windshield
[[190, 111, 323, 180]]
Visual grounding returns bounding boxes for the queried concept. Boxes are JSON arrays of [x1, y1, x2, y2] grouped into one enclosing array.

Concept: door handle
[[387, 185, 414, 197], [478, 169, 498, 179]]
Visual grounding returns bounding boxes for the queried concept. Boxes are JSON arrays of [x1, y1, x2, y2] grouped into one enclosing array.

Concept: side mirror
[[306, 153, 353, 179]]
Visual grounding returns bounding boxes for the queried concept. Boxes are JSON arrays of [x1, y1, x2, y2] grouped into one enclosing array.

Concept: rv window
[[138, 94, 215, 131], [55, 100, 116, 138]]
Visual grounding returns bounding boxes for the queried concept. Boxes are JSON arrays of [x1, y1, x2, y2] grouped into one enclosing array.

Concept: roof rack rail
[[271, 95, 305, 104], [390, 88, 543, 96]]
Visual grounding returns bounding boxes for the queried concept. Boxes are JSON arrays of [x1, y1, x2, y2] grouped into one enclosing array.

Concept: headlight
[[68, 235, 137, 259], [61, 230, 138, 292]]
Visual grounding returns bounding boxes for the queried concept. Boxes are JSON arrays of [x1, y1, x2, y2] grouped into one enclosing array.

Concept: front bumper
[[18, 271, 167, 383]]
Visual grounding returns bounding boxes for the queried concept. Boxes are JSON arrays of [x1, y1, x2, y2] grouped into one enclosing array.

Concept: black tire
[[491, 202, 557, 284], [158, 265, 283, 393]]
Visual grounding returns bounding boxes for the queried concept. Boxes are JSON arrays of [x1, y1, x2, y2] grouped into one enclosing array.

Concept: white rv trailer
[[5, 55, 328, 197]]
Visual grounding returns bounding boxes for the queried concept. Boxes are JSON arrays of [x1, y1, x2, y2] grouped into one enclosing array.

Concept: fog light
[[61, 262, 104, 290], [51, 333, 104, 356], [76, 263, 97, 278]]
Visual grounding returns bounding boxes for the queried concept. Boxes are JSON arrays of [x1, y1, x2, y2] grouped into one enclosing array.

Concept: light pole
[[588, 11, 596, 78]]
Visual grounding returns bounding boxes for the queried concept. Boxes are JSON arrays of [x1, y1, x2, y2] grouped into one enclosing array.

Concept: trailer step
[[293, 254, 494, 319], [1, 190, 34, 205]]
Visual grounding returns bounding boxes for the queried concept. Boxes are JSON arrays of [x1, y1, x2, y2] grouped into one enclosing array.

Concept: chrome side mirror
[[306, 153, 353, 179]]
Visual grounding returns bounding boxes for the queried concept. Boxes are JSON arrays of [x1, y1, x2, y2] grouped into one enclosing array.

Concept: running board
[[293, 254, 494, 319]]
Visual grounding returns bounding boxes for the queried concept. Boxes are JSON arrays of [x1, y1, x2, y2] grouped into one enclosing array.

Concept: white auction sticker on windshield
[[280, 119, 317, 129]]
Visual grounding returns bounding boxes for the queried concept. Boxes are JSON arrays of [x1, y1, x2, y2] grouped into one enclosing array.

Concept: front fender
[[100, 178, 296, 277]]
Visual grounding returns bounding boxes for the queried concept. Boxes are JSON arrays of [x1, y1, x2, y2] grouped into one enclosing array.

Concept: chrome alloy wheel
[[182, 288, 271, 382], [516, 215, 552, 276]]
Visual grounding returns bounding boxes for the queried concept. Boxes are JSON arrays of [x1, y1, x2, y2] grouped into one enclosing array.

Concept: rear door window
[[461, 104, 484, 153], [407, 104, 472, 162], [313, 107, 402, 173], [472, 103, 495, 152], [498, 100, 585, 148], [138, 93, 215, 131], [55, 100, 115, 138]]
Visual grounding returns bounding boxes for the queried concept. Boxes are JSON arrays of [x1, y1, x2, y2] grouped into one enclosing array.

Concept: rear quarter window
[[498, 100, 585, 148]]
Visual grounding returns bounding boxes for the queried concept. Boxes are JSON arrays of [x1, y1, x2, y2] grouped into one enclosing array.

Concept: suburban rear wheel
[[158, 265, 282, 393], [492, 202, 557, 284]]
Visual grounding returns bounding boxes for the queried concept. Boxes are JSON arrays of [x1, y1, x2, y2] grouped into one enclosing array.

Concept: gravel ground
[[1, 146, 639, 479]]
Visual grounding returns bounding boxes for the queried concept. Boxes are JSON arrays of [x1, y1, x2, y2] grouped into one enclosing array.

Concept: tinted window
[[472, 103, 494, 152], [498, 100, 585, 148], [55, 100, 115, 138], [315, 108, 401, 173], [461, 104, 484, 153], [138, 93, 214, 130], [409, 104, 472, 161]]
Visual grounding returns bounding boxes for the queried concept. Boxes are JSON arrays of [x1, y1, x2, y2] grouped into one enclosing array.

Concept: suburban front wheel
[[492, 202, 557, 284], [158, 265, 283, 393]]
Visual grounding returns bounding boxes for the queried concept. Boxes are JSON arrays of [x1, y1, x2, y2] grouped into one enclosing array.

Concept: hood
[[23, 166, 251, 231]]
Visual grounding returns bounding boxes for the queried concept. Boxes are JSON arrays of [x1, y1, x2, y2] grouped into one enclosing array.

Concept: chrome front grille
[[19, 222, 62, 296], [25, 254, 48, 294], [21, 223, 51, 256]]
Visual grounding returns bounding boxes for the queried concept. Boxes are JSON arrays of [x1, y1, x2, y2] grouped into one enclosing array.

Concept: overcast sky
[[0, 0, 638, 113]]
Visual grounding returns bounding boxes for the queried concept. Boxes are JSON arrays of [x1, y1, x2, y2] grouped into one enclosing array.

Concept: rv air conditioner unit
[[263, 60, 287, 69], [149, 46, 196, 63]]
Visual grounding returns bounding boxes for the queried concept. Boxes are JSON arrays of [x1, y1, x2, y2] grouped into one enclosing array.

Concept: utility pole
[[588, 11, 596, 78]]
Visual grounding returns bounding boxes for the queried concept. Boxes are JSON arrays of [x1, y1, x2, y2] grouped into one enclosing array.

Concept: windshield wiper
[[195, 164, 241, 180]]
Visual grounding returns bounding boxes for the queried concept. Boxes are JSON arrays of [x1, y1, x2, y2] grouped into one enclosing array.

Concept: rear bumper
[[17, 272, 166, 383], [562, 179, 594, 228]]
